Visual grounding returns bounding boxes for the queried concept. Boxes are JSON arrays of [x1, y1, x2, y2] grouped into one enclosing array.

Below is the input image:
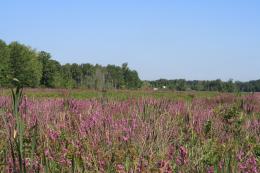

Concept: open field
[[1, 0, 260, 172], [0, 89, 259, 172], [0, 88, 219, 100]]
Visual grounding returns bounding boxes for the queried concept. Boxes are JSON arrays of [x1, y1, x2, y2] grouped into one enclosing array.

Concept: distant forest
[[148, 79, 260, 92], [0, 39, 260, 92]]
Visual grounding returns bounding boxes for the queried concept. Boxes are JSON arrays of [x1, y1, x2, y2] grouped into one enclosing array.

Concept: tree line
[[0, 39, 142, 89], [148, 79, 260, 92], [1, 39, 260, 92]]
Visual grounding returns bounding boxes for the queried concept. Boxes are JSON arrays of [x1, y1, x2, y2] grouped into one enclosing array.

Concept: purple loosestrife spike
[[207, 166, 214, 173]]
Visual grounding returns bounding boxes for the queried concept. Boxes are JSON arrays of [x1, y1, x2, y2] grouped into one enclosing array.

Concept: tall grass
[[0, 88, 259, 172]]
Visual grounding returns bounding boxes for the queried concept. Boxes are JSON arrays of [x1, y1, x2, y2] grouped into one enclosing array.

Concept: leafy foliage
[[8, 42, 42, 87], [149, 78, 260, 92], [1, 38, 260, 91], [0, 39, 142, 89]]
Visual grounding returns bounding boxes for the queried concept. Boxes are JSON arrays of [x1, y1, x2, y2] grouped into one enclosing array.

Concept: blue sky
[[0, 0, 259, 81]]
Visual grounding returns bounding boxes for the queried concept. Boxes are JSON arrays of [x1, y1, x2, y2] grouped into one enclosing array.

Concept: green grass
[[0, 88, 219, 101]]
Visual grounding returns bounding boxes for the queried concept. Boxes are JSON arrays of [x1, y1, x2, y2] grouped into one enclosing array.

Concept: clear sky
[[0, 0, 259, 81]]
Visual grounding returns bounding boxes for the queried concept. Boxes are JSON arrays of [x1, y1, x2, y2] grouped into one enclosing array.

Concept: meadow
[[0, 88, 259, 172]]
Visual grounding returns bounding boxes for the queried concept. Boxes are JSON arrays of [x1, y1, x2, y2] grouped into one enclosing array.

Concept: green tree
[[176, 79, 187, 91], [8, 42, 42, 87], [61, 64, 75, 88], [81, 63, 95, 88], [224, 79, 235, 92], [106, 65, 125, 89], [0, 40, 10, 87], [38, 51, 62, 87], [122, 63, 142, 89], [70, 63, 82, 87]]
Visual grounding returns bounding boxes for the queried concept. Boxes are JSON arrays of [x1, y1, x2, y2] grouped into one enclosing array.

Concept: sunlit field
[[0, 89, 259, 172], [0, 88, 218, 100]]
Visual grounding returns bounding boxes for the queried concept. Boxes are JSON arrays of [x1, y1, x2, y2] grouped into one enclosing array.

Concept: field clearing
[[0, 89, 259, 172], [0, 88, 219, 100]]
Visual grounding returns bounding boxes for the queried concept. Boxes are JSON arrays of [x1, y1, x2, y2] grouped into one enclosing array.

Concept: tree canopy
[[0, 39, 142, 89], [0, 39, 260, 92], [8, 42, 42, 87], [148, 79, 260, 92]]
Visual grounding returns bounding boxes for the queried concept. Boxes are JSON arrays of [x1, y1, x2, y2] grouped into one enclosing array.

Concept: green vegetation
[[0, 89, 259, 172], [0, 40, 260, 92], [1, 39, 260, 92], [149, 78, 260, 92], [0, 39, 142, 89], [0, 88, 218, 101]]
